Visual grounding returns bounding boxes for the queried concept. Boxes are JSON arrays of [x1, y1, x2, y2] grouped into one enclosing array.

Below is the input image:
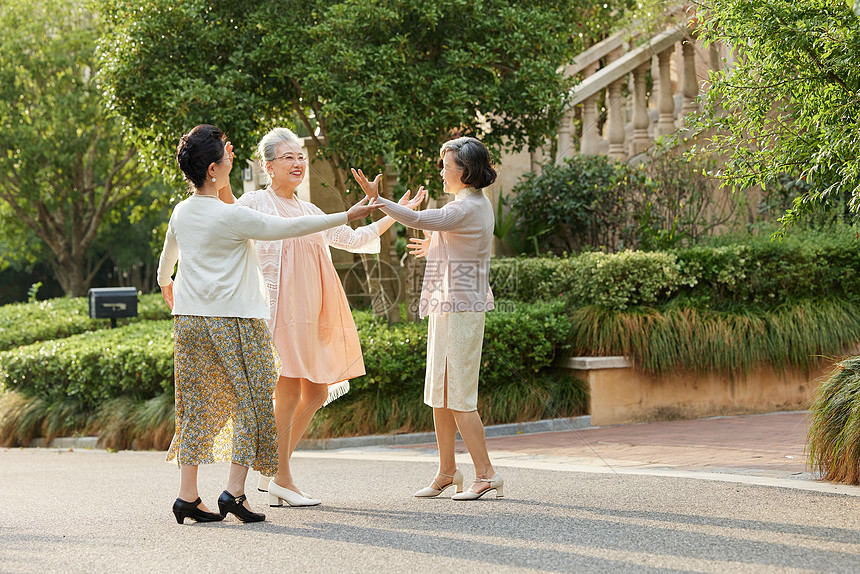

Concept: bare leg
[[432, 407, 459, 486], [272, 376, 302, 492], [225, 462, 256, 511], [178, 464, 213, 512], [453, 409, 496, 493], [287, 379, 329, 456]]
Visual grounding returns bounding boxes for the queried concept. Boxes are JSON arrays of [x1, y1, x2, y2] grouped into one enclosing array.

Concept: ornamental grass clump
[[807, 356, 860, 485]]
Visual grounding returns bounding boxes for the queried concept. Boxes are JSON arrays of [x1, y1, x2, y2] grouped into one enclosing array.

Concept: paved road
[[3, 427, 860, 573]]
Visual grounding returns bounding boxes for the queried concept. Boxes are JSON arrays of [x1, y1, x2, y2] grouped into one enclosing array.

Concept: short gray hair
[[257, 127, 303, 186]]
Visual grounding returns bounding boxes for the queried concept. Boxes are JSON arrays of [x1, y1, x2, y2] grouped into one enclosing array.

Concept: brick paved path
[[403, 412, 811, 475]]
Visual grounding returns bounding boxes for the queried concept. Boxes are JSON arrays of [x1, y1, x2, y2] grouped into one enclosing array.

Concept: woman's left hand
[[397, 186, 426, 210]]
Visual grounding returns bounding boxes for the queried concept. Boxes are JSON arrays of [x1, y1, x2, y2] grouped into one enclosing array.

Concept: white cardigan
[[237, 188, 382, 330], [156, 194, 348, 318]]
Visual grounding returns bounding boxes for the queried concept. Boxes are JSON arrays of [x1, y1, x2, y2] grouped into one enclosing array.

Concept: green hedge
[[0, 302, 585, 445], [490, 226, 860, 310], [0, 292, 170, 352], [0, 321, 175, 406]]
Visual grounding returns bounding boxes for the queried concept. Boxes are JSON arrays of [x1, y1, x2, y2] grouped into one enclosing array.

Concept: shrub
[[507, 148, 740, 254], [490, 225, 860, 311], [0, 302, 585, 444], [509, 155, 633, 254], [0, 320, 174, 407], [569, 299, 860, 375], [0, 292, 170, 352], [807, 356, 860, 485]]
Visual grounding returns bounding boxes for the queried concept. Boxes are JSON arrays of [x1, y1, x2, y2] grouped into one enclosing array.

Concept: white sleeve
[[229, 204, 348, 240], [324, 221, 382, 253], [156, 224, 178, 287]]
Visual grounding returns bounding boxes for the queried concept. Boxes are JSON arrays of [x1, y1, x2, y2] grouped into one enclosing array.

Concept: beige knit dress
[[375, 188, 495, 412]]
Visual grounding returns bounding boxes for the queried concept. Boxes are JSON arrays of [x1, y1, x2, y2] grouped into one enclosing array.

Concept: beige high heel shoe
[[413, 469, 464, 497], [452, 474, 504, 500]]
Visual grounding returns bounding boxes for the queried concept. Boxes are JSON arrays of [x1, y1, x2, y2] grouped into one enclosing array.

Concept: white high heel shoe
[[268, 481, 321, 507], [413, 469, 464, 498], [452, 474, 504, 500], [258, 475, 272, 492], [259, 475, 313, 499]]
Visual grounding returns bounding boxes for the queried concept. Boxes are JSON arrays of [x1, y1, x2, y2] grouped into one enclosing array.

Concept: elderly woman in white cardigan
[[236, 127, 422, 507], [352, 136, 503, 500], [157, 124, 378, 524]]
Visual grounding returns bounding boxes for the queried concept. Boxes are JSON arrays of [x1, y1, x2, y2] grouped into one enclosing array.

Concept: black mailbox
[[88, 287, 138, 328]]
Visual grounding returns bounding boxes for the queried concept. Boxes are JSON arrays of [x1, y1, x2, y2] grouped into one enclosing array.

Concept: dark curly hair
[[439, 137, 497, 189], [176, 124, 227, 189]]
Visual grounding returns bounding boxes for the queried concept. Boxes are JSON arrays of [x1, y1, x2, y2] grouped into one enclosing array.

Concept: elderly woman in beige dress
[[352, 136, 503, 500], [236, 127, 422, 507]]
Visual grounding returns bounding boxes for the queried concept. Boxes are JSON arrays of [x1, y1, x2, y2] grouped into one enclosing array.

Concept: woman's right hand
[[407, 233, 430, 258], [161, 281, 174, 311], [398, 186, 426, 210], [350, 168, 382, 199], [346, 196, 381, 222]]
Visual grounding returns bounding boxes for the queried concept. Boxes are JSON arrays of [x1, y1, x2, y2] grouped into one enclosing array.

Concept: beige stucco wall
[[581, 364, 829, 426]]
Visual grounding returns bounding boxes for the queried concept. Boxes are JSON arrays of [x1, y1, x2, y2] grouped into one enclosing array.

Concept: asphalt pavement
[[3, 412, 860, 573]]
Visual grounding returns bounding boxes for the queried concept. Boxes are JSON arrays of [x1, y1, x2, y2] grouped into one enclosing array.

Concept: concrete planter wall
[[561, 356, 826, 426]]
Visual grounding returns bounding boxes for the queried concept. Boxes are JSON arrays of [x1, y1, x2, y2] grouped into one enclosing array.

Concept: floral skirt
[[166, 316, 279, 476]]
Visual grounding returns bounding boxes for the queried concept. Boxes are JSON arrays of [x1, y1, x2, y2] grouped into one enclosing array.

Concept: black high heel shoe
[[172, 497, 224, 524], [218, 490, 266, 523]]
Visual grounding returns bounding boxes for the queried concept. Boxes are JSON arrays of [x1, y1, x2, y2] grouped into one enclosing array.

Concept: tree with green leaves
[[101, 0, 609, 191], [0, 0, 153, 296], [690, 0, 860, 231], [99, 0, 617, 319], [99, 0, 621, 190]]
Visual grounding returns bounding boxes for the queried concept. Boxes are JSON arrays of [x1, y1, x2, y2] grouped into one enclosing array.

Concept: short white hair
[[257, 127, 303, 186]]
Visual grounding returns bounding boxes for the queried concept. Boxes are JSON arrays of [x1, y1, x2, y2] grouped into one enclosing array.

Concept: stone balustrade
[[560, 12, 721, 163]]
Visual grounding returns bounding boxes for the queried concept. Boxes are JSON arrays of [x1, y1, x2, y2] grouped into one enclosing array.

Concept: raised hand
[[350, 168, 382, 199], [407, 233, 430, 258], [398, 186, 426, 210], [347, 195, 382, 222]]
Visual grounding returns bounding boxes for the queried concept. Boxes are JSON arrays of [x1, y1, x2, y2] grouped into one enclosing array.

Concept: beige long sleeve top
[[156, 194, 347, 318], [376, 187, 495, 318], [236, 188, 382, 330]]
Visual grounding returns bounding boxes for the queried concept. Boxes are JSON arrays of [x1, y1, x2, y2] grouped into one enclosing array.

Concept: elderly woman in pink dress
[[352, 136, 503, 500], [236, 127, 422, 507]]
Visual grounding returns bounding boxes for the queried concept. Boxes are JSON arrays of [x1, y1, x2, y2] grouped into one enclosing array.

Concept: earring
[[211, 177, 217, 182]]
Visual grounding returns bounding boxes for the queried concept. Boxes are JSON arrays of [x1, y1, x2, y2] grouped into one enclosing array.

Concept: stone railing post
[[579, 62, 601, 156], [656, 47, 676, 137], [630, 62, 651, 155], [557, 108, 574, 161], [680, 38, 699, 126], [605, 48, 626, 161]]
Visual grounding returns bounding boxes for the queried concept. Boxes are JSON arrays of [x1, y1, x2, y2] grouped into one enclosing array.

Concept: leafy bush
[[508, 155, 633, 254], [490, 225, 860, 311], [807, 356, 860, 485], [0, 292, 170, 352], [507, 149, 741, 255], [0, 302, 585, 444], [0, 320, 174, 407]]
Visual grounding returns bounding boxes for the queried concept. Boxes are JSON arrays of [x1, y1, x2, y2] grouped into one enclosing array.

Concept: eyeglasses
[[272, 153, 308, 165]]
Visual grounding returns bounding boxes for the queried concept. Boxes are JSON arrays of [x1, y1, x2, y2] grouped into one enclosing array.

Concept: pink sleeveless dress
[[269, 195, 366, 387]]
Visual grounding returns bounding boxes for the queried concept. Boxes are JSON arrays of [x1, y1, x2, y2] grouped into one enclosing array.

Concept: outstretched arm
[[231, 197, 379, 241]]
